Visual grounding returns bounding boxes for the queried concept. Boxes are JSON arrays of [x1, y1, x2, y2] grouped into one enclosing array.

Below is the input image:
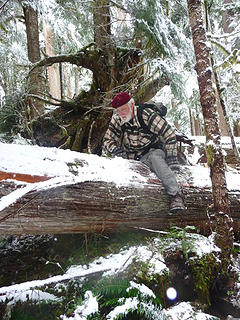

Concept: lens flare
[[166, 287, 177, 300]]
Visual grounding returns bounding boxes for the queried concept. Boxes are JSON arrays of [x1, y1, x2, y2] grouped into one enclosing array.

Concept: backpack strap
[[137, 103, 162, 135]]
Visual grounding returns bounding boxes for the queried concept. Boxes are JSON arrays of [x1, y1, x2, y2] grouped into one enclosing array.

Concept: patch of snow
[[191, 233, 221, 258], [128, 281, 156, 298], [60, 291, 98, 320], [106, 297, 139, 320], [163, 301, 219, 320], [0, 289, 59, 304], [134, 245, 168, 275]]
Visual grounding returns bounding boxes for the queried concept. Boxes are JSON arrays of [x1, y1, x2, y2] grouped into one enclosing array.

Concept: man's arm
[[103, 115, 127, 157]]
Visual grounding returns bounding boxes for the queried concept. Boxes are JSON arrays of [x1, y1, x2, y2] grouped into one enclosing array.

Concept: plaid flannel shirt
[[103, 105, 178, 165]]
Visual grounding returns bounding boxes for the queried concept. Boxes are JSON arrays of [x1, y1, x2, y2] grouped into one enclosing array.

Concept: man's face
[[116, 101, 133, 123]]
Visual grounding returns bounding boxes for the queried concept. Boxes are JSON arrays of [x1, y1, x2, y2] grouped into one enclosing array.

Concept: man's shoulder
[[136, 104, 163, 123], [137, 103, 167, 118]]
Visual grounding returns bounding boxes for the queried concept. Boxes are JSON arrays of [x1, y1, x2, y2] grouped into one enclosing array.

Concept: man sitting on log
[[103, 91, 186, 214]]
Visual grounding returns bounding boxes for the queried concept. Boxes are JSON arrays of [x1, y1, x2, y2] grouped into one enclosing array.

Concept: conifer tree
[[187, 0, 233, 276], [22, 3, 45, 117]]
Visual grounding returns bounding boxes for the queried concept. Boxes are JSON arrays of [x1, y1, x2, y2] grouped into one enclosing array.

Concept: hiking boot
[[169, 193, 186, 215]]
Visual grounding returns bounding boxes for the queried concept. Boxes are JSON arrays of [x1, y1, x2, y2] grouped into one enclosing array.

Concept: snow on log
[[0, 142, 240, 236]]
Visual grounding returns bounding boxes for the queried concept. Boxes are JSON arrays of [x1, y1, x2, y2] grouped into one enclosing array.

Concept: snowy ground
[[0, 233, 232, 320]]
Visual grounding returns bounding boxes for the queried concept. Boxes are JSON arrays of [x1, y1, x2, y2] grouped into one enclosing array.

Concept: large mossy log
[[0, 161, 240, 236]]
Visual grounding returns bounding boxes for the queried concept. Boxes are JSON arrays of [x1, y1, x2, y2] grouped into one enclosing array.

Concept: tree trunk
[[43, 21, 61, 101], [222, 0, 240, 136], [0, 162, 240, 237], [23, 4, 45, 117], [214, 72, 229, 136], [63, 65, 72, 99], [204, 1, 239, 161], [204, 0, 228, 136], [234, 121, 240, 137], [187, 0, 234, 274], [222, 0, 234, 34]]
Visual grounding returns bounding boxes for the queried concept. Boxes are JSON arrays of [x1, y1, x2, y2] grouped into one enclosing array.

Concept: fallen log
[[0, 163, 240, 236], [0, 142, 240, 236]]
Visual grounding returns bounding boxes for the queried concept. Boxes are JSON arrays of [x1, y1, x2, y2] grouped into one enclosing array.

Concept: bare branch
[[31, 45, 101, 72], [27, 94, 62, 106]]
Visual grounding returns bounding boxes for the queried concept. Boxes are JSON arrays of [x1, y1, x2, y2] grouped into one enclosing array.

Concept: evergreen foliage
[[0, 90, 28, 136], [74, 278, 165, 319]]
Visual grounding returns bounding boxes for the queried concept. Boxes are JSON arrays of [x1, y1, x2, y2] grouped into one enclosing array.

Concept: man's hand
[[167, 155, 180, 172], [116, 151, 128, 159], [112, 148, 128, 159], [169, 164, 181, 172]]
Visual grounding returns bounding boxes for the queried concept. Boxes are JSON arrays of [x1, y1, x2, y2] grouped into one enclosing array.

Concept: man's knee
[[149, 149, 166, 162]]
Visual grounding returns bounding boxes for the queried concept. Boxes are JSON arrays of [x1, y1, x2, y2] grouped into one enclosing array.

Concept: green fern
[[90, 277, 164, 319]]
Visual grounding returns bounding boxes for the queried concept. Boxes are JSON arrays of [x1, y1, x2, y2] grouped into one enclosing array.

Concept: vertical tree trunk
[[194, 116, 203, 136], [88, 0, 116, 154], [43, 21, 61, 101], [204, 0, 228, 136], [212, 64, 240, 163], [63, 65, 72, 99], [187, 0, 233, 275], [23, 5, 45, 117], [74, 68, 81, 96], [189, 108, 204, 136], [92, 0, 116, 92], [205, 0, 239, 161], [214, 73, 229, 136], [233, 122, 240, 137], [189, 109, 195, 135], [222, 0, 234, 33], [222, 0, 240, 135]]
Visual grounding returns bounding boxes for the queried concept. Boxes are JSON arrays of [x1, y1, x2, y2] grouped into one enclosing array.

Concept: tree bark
[[23, 4, 45, 117], [43, 21, 61, 101], [0, 161, 240, 237], [222, 0, 234, 34], [187, 0, 234, 273]]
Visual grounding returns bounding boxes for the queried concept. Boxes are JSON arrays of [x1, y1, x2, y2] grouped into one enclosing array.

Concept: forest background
[[0, 0, 240, 319], [0, 0, 239, 147]]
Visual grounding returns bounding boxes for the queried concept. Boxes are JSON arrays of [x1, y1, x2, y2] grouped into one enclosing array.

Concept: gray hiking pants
[[140, 149, 180, 196]]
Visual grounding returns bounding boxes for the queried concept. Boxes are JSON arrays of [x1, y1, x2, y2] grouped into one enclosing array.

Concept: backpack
[[137, 102, 194, 146], [121, 102, 194, 163], [137, 102, 194, 165], [120, 102, 167, 135], [137, 102, 167, 134]]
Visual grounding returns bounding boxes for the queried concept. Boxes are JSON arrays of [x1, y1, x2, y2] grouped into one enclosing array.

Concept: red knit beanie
[[112, 92, 131, 109]]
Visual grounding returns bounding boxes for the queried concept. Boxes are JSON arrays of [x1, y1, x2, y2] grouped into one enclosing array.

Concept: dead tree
[[0, 159, 239, 237]]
